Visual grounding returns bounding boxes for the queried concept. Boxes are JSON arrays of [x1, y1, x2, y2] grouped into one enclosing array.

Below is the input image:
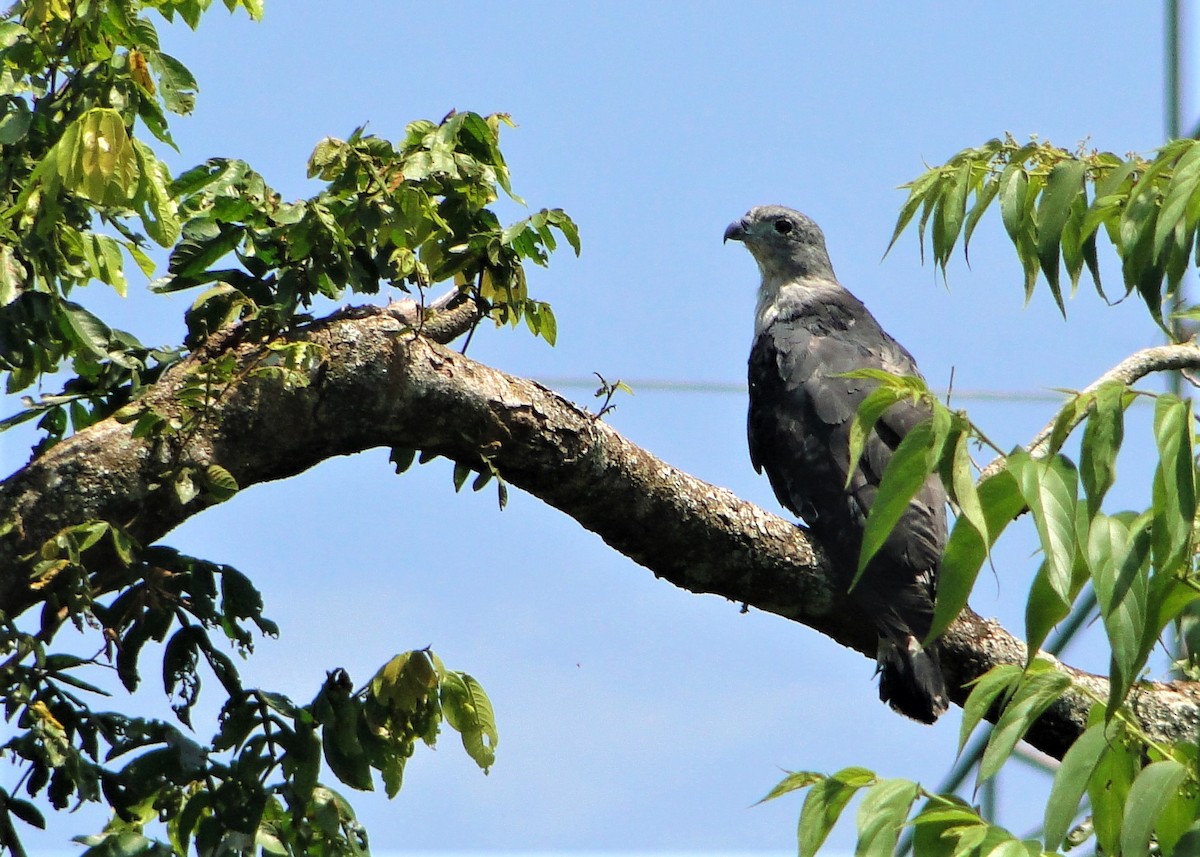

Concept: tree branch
[[2, 309, 1199, 760], [978, 341, 1200, 481]]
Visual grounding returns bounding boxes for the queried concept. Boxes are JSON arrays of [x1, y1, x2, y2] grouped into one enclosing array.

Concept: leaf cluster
[[767, 681, 1200, 857], [841, 370, 989, 593], [0, 0, 257, 414], [0, 7, 546, 851], [848, 367, 1200, 720], [890, 134, 1200, 331], [154, 113, 578, 352], [0, 1, 579, 456], [956, 664, 1200, 857], [794, 135, 1200, 856], [2, 546, 496, 856], [761, 764, 1035, 857]]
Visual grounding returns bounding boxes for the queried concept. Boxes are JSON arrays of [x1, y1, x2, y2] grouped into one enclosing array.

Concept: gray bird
[[724, 205, 949, 723]]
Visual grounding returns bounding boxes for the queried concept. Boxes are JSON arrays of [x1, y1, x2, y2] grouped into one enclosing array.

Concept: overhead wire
[[534, 376, 1076, 404]]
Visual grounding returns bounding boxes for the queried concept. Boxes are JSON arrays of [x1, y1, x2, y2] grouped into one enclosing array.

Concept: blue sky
[[8, 1, 1195, 853]]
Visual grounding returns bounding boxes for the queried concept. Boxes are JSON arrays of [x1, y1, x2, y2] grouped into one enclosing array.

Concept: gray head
[[723, 205, 837, 283]]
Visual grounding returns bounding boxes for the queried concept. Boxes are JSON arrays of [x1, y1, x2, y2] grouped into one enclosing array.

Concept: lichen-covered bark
[[2, 304, 1200, 760]]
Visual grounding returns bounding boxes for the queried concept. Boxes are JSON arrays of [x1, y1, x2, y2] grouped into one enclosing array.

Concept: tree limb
[[978, 341, 1200, 481], [2, 308, 1199, 760]]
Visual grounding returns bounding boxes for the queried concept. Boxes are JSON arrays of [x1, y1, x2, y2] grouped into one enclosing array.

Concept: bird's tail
[[877, 636, 949, 724]]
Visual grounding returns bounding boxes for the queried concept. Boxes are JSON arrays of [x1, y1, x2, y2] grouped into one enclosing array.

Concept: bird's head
[[724, 205, 836, 284]]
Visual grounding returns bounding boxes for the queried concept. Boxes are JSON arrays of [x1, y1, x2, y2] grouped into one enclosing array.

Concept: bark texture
[[3, 303, 1200, 761]]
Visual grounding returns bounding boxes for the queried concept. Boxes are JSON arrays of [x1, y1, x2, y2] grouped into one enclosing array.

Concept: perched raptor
[[724, 205, 949, 723]]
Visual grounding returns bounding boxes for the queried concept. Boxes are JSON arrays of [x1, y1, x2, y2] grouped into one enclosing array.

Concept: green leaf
[[755, 770, 825, 804], [1036, 159, 1087, 314], [0, 243, 25, 306], [854, 778, 918, 857], [930, 470, 1025, 642], [941, 820, 989, 855], [1152, 395, 1196, 576], [1121, 759, 1189, 857], [1024, 558, 1074, 662], [846, 385, 906, 487], [471, 468, 493, 492], [5, 795, 45, 829], [71, 109, 139, 206], [962, 176, 999, 266], [978, 660, 1071, 785], [798, 768, 874, 857], [321, 696, 374, 792], [885, 168, 941, 258], [1080, 381, 1129, 515], [548, 209, 581, 255], [91, 234, 128, 297], [452, 460, 472, 492], [536, 301, 557, 346], [440, 672, 497, 772], [932, 161, 971, 271], [909, 797, 980, 857], [958, 663, 1021, 752], [151, 51, 199, 115], [174, 468, 199, 505], [1006, 449, 1079, 605], [947, 429, 986, 550], [998, 161, 1029, 245], [132, 140, 181, 246], [59, 300, 113, 361], [908, 806, 1017, 857], [389, 447, 416, 474], [1060, 173, 1091, 293], [1088, 513, 1151, 711], [0, 95, 31, 145], [1155, 141, 1200, 262], [203, 464, 239, 502], [854, 419, 943, 587], [1090, 723, 1140, 855], [162, 626, 202, 724], [1043, 721, 1109, 851], [162, 221, 244, 287], [1155, 781, 1200, 857], [986, 839, 1039, 857], [1080, 157, 1128, 248]]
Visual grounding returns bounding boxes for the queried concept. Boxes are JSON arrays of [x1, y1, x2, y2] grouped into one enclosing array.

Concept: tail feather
[[877, 636, 948, 724]]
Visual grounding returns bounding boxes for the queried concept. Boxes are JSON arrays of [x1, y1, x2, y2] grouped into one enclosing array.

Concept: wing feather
[[746, 289, 947, 612]]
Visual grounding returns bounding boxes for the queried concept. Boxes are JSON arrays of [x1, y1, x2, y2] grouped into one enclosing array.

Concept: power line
[[535, 376, 1085, 405]]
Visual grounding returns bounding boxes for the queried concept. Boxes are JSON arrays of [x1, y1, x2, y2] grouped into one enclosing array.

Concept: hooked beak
[[723, 218, 748, 244]]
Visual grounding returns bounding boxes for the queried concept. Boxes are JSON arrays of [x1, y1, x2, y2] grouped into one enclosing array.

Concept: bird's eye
[[773, 219, 793, 234]]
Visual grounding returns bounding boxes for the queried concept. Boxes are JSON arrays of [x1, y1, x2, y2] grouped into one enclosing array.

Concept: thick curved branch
[[978, 341, 1200, 481], [1, 308, 1198, 760]]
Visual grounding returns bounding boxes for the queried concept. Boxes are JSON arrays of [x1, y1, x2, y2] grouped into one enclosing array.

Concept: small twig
[[414, 279, 427, 337], [591, 373, 632, 420], [459, 318, 480, 354]]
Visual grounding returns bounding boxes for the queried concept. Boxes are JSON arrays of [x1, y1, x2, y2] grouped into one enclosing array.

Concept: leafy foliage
[[0, 2, 580, 854], [7, 2, 1200, 856], [0, 0, 578, 452], [159, 114, 577, 349], [2, 513, 500, 854], [782, 134, 1200, 855], [888, 134, 1200, 330], [767, 691, 1200, 857], [760, 765, 1032, 857]]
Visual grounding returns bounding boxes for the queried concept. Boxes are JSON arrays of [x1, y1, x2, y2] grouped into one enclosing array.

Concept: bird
[[724, 204, 949, 723]]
